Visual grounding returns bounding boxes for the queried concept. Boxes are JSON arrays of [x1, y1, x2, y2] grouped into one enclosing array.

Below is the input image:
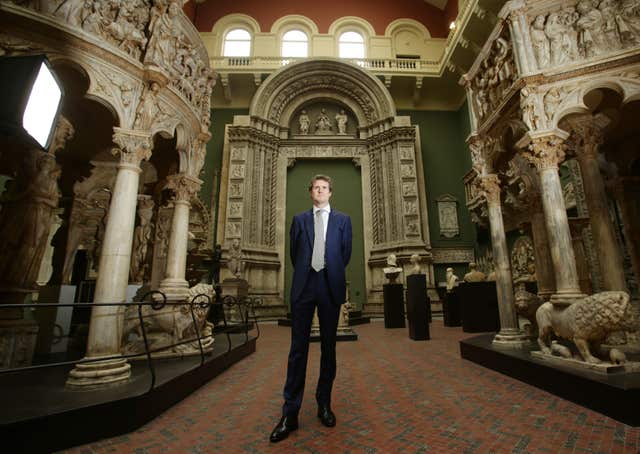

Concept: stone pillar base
[[220, 278, 249, 298], [0, 318, 39, 369], [66, 356, 131, 388], [550, 291, 586, 306], [492, 328, 531, 348], [158, 278, 189, 301]]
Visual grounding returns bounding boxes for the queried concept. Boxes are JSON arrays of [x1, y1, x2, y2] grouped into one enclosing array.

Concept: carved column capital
[[567, 114, 610, 162], [467, 135, 490, 175], [523, 135, 567, 172], [480, 174, 502, 204], [166, 174, 202, 202], [112, 128, 152, 168]]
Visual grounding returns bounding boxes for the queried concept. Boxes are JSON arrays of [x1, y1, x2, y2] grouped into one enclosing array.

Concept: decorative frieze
[[432, 248, 475, 264]]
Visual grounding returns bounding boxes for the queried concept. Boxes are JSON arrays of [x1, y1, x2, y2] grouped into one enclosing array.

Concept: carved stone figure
[[0, 152, 61, 289], [536, 291, 637, 363], [134, 81, 160, 130], [315, 108, 332, 134], [335, 109, 348, 135], [408, 254, 422, 275], [383, 253, 403, 283], [48, 115, 75, 155], [511, 235, 535, 281], [609, 348, 627, 364], [545, 12, 572, 66], [463, 262, 486, 282], [130, 197, 154, 283], [576, 0, 607, 58], [445, 267, 459, 291], [227, 238, 244, 279], [298, 110, 310, 135], [543, 87, 562, 121], [515, 284, 543, 337], [122, 283, 215, 355]]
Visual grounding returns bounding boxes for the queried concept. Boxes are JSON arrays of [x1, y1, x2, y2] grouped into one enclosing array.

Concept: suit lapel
[[304, 209, 314, 248]]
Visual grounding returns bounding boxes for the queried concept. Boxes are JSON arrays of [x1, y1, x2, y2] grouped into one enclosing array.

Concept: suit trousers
[[282, 269, 340, 417]]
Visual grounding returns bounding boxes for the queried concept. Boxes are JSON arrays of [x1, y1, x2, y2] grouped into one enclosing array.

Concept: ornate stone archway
[[217, 59, 433, 317]]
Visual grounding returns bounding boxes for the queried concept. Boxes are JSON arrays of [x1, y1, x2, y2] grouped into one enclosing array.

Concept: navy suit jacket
[[289, 208, 352, 306]]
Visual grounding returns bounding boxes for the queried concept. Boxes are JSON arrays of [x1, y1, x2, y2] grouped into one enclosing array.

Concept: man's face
[[310, 179, 332, 207]]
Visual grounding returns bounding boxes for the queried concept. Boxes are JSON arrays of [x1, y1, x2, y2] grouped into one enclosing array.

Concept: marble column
[[570, 116, 627, 292], [568, 218, 593, 294], [480, 174, 528, 347], [67, 128, 152, 387], [523, 133, 584, 305], [159, 174, 202, 301], [529, 199, 556, 300]]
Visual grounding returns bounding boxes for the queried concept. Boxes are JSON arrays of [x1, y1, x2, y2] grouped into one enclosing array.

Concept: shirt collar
[[313, 204, 331, 215]]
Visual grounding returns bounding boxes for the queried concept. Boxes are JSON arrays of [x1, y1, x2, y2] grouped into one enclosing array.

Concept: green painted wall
[[399, 103, 477, 284], [284, 160, 366, 310]]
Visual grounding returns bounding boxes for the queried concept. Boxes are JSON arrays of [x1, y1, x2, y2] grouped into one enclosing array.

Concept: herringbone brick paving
[[65, 321, 640, 453]]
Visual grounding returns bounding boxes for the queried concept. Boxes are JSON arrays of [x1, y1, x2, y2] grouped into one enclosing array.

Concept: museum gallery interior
[[0, 0, 640, 451]]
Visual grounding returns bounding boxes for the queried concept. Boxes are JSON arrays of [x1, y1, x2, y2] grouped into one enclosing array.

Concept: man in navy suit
[[270, 174, 352, 443]]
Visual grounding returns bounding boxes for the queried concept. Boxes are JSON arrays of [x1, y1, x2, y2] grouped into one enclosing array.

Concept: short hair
[[308, 174, 332, 192]]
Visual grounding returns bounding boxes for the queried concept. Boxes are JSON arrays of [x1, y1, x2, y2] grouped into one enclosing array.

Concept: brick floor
[[65, 321, 640, 453]]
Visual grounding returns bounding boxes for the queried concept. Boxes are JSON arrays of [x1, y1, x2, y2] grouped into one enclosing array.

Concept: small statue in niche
[[298, 110, 310, 135], [408, 254, 422, 275], [463, 262, 486, 282], [315, 108, 332, 134], [335, 109, 348, 135], [383, 254, 403, 284], [227, 238, 244, 279], [445, 267, 459, 292]]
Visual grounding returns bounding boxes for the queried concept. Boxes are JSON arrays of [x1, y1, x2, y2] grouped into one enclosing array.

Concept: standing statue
[[530, 15, 551, 68], [335, 109, 347, 135], [227, 238, 244, 279], [315, 108, 332, 134], [298, 110, 310, 135], [130, 198, 154, 283], [0, 152, 61, 289], [134, 81, 160, 130]]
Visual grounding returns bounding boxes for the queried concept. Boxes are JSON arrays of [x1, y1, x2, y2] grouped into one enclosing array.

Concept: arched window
[[223, 28, 251, 57], [338, 31, 365, 59], [282, 29, 308, 57]]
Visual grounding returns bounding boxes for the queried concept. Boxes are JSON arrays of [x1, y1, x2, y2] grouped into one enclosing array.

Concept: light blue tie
[[312, 210, 325, 272]]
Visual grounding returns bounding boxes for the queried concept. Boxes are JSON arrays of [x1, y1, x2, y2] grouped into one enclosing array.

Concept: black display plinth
[[383, 283, 405, 328], [406, 274, 430, 340], [457, 281, 500, 333], [442, 290, 461, 327]]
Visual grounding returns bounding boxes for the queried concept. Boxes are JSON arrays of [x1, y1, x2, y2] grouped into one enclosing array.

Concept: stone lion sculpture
[[514, 286, 543, 337], [122, 283, 215, 355], [536, 291, 637, 364]]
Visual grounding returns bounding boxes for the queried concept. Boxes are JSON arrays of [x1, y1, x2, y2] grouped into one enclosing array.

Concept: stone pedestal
[[220, 278, 249, 298], [406, 274, 430, 340], [383, 283, 405, 328]]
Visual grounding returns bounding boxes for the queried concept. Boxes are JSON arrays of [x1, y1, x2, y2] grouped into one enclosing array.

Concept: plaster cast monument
[[315, 108, 332, 134], [335, 109, 348, 135], [298, 110, 310, 135]]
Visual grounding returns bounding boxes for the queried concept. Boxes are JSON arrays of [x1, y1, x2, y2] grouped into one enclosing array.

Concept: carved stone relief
[[529, 0, 640, 71], [436, 194, 460, 238]]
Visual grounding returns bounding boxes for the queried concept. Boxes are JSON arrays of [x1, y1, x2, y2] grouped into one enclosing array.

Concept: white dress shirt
[[313, 204, 330, 240]]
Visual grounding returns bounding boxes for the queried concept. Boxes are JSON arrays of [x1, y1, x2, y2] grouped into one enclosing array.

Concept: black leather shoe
[[269, 415, 298, 443], [317, 405, 336, 427]]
